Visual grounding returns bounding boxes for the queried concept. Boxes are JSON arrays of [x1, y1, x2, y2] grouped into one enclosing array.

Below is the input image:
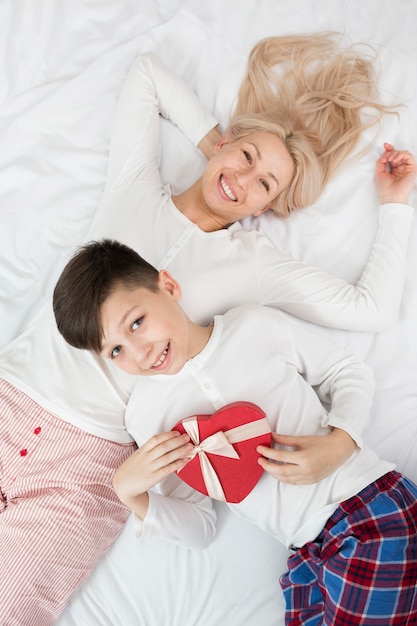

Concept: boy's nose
[[130, 342, 152, 368]]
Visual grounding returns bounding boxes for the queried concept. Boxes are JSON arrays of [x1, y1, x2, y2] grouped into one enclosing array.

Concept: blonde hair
[[231, 32, 397, 216]]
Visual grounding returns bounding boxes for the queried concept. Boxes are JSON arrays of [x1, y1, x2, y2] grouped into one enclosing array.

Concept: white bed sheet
[[1, 1, 416, 625]]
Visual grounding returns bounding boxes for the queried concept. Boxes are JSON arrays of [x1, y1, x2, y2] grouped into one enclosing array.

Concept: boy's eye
[[243, 150, 252, 164], [131, 317, 143, 331], [261, 179, 270, 192], [110, 345, 122, 359]]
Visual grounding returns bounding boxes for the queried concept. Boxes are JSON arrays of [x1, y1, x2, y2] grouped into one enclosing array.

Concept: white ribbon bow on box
[[178, 416, 271, 501]]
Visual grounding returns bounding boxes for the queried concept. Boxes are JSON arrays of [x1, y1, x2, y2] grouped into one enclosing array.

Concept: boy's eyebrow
[[100, 334, 114, 354], [100, 305, 138, 353], [247, 141, 280, 189]]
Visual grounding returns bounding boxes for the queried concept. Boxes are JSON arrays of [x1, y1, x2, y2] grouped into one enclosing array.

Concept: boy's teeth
[[220, 175, 237, 201], [153, 346, 168, 368]]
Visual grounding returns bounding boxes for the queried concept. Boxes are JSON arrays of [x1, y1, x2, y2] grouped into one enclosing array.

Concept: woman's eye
[[110, 345, 122, 359], [132, 317, 143, 331], [261, 179, 270, 192], [243, 150, 252, 163]]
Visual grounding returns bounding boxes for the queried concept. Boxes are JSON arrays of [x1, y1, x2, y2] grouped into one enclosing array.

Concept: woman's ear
[[213, 129, 235, 153], [158, 270, 182, 301], [213, 137, 229, 153]]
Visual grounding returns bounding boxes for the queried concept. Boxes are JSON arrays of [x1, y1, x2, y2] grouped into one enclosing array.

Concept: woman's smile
[[219, 174, 237, 202]]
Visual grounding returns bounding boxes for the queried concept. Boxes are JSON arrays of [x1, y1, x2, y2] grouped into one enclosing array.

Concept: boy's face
[[99, 271, 196, 376]]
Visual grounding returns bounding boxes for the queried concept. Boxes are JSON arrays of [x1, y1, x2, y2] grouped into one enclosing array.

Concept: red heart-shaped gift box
[[172, 401, 271, 503]]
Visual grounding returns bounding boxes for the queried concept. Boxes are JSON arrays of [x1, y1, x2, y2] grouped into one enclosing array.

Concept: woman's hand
[[256, 428, 356, 485], [113, 431, 193, 518], [375, 142, 417, 205]]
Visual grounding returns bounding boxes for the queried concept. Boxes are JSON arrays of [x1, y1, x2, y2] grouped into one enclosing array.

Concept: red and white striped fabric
[[0, 379, 136, 625]]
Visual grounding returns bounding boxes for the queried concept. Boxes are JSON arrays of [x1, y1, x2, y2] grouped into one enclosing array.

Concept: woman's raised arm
[[258, 146, 416, 331], [104, 52, 219, 191]]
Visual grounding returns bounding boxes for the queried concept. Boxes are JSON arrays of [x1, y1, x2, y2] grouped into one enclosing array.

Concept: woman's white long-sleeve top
[[0, 52, 413, 443]]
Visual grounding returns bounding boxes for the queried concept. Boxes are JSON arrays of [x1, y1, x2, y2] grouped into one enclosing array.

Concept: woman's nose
[[234, 170, 250, 189]]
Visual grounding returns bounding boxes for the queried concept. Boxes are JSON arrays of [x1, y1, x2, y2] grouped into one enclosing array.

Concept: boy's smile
[[99, 271, 211, 376], [150, 343, 169, 369]]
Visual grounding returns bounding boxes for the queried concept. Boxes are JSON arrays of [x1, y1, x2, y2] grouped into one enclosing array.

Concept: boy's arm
[[137, 476, 216, 549], [258, 313, 375, 485], [113, 430, 216, 549]]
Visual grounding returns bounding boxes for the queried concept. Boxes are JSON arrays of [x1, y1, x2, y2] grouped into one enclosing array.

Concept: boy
[[53, 239, 417, 625]]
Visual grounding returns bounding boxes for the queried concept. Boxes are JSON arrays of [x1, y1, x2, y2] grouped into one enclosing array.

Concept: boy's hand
[[375, 143, 417, 205], [113, 431, 193, 518], [256, 428, 355, 485]]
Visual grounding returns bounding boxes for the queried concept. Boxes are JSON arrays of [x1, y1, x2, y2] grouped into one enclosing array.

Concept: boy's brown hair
[[53, 239, 159, 353]]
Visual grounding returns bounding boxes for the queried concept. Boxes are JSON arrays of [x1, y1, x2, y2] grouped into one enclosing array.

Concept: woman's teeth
[[220, 175, 237, 201]]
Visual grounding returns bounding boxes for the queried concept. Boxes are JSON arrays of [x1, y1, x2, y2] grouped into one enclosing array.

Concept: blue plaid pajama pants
[[280, 470, 417, 625]]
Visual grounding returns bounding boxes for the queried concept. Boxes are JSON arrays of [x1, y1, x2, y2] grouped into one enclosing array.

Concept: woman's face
[[201, 131, 295, 223]]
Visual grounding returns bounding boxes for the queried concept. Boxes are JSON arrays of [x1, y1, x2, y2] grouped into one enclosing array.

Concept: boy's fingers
[[144, 430, 190, 453], [270, 432, 304, 446], [257, 445, 300, 466], [158, 456, 191, 478], [150, 436, 194, 472], [161, 441, 194, 465]]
